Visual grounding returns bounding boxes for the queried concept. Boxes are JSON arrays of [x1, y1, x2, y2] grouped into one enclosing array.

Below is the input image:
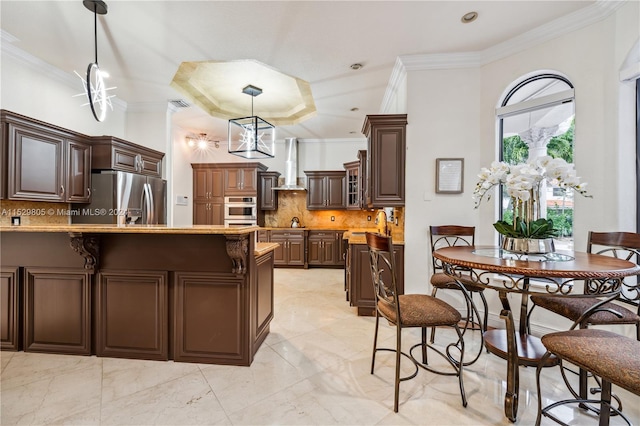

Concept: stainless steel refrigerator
[[72, 171, 166, 224]]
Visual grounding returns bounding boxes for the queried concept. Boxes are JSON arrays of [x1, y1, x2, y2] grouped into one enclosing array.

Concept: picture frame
[[436, 158, 464, 194]]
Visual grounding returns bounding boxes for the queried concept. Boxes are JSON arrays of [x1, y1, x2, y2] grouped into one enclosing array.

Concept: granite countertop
[[0, 224, 259, 235], [342, 229, 405, 245], [254, 242, 280, 257], [260, 226, 350, 231]]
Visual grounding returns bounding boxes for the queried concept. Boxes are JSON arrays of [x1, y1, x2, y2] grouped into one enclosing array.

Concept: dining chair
[[535, 328, 640, 426], [528, 231, 640, 414], [429, 226, 488, 345], [366, 232, 467, 412]]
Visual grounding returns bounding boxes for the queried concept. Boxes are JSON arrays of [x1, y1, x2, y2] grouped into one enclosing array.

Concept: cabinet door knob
[[60, 185, 65, 196], [87, 187, 92, 197]]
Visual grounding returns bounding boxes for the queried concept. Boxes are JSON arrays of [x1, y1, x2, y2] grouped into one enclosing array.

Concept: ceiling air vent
[[169, 99, 190, 108]]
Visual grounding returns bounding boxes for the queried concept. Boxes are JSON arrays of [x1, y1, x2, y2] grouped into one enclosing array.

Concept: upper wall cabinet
[[224, 164, 267, 195], [259, 171, 280, 211], [91, 136, 164, 177], [362, 114, 407, 208], [343, 150, 367, 210], [1, 120, 6, 200], [305, 170, 346, 210], [2, 110, 92, 203]]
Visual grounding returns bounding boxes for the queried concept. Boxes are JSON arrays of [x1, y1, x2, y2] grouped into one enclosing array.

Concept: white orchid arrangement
[[473, 156, 591, 238]]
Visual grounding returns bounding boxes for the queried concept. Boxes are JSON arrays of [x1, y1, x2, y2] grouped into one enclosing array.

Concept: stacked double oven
[[223, 196, 257, 226]]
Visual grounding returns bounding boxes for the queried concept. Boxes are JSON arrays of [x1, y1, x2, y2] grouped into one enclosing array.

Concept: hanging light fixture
[[186, 133, 219, 150], [73, 0, 115, 122], [228, 85, 275, 159]]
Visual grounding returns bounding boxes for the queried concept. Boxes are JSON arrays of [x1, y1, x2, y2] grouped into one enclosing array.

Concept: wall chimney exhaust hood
[[273, 137, 307, 191]]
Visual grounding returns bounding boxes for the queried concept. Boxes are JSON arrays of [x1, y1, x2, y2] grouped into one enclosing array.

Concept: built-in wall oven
[[224, 196, 257, 226]]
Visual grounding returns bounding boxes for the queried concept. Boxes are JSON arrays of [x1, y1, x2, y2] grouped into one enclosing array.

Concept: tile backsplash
[[0, 200, 71, 226], [263, 191, 404, 240]]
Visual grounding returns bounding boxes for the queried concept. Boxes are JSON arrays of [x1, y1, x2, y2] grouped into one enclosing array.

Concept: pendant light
[[76, 0, 115, 122], [228, 85, 276, 159]]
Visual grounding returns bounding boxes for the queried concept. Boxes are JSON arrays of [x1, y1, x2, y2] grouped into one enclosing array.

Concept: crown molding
[[482, 0, 625, 65], [380, 57, 407, 114], [1, 29, 127, 113], [381, 0, 625, 112]]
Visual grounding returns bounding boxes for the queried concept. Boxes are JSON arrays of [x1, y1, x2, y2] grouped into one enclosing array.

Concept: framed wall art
[[436, 158, 464, 194]]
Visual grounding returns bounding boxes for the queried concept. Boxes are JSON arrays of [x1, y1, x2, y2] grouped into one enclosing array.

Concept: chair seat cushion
[[431, 272, 484, 292], [530, 295, 640, 325], [541, 329, 640, 396], [379, 294, 462, 327]]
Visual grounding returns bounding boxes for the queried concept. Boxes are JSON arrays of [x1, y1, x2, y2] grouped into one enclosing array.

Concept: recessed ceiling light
[[350, 107, 359, 112], [461, 11, 478, 24], [350, 63, 363, 70]]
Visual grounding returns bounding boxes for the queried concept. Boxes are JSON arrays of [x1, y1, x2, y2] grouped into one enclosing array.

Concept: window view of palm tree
[[497, 73, 575, 249]]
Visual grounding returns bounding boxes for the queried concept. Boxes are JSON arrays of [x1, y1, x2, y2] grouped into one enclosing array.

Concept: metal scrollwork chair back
[[529, 231, 640, 423], [366, 232, 468, 413], [429, 225, 488, 344], [529, 231, 640, 337]]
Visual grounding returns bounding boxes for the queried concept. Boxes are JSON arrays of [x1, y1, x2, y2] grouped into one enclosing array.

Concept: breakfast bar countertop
[[0, 224, 259, 235]]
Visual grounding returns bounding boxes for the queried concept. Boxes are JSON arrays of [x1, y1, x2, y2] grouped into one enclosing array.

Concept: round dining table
[[433, 246, 640, 422]]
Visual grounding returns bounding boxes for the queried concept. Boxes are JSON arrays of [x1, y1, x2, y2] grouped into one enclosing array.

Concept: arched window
[[496, 73, 575, 249]]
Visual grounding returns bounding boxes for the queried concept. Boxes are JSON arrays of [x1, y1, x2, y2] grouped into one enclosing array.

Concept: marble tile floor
[[1, 268, 638, 425]]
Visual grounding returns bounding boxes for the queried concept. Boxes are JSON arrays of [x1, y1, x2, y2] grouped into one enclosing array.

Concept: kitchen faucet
[[375, 209, 390, 236]]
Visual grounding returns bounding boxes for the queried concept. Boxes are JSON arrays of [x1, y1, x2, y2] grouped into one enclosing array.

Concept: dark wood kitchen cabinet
[[23, 267, 92, 355], [192, 164, 224, 225], [362, 114, 407, 208], [2, 110, 92, 203], [1, 267, 19, 351], [344, 151, 367, 211], [96, 270, 168, 361], [344, 160, 359, 210], [346, 243, 404, 316], [65, 140, 93, 202], [193, 201, 224, 226], [259, 171, 280, 210], [0, 121, 6, 200], [304, 171, 346, 210], [307, 230, 344, 267], [91, 136, 164, 177], [269, 230, 305, 267], [224, 164, 267, 195]]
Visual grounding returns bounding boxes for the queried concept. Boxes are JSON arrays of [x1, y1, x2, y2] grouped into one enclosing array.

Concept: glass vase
[[503, 184, 555, 254]]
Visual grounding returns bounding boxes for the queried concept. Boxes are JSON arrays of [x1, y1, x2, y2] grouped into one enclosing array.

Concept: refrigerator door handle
[[147, 183, 155, 224], [143, 183, 153, 224]]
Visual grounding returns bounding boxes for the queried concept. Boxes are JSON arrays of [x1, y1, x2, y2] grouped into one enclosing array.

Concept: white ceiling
[[1, 0, 597, 141]]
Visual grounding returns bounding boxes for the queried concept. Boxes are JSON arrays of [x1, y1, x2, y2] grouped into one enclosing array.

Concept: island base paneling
[[1, 267, 19, 350], [174, 272, 245, 364], [24, 267, 92, 355], [96, 270, 168, 361], [0, 228, 273, 366]]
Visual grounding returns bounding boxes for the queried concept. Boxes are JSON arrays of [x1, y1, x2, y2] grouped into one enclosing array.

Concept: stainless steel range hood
[[273, 137, 307, 191]]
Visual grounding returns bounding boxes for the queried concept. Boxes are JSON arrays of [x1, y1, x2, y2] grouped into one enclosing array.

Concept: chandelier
[[228, 85, 275, 159]]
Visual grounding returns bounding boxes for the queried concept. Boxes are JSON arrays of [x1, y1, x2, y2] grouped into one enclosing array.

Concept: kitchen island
[[0, 224, 278, 366]]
